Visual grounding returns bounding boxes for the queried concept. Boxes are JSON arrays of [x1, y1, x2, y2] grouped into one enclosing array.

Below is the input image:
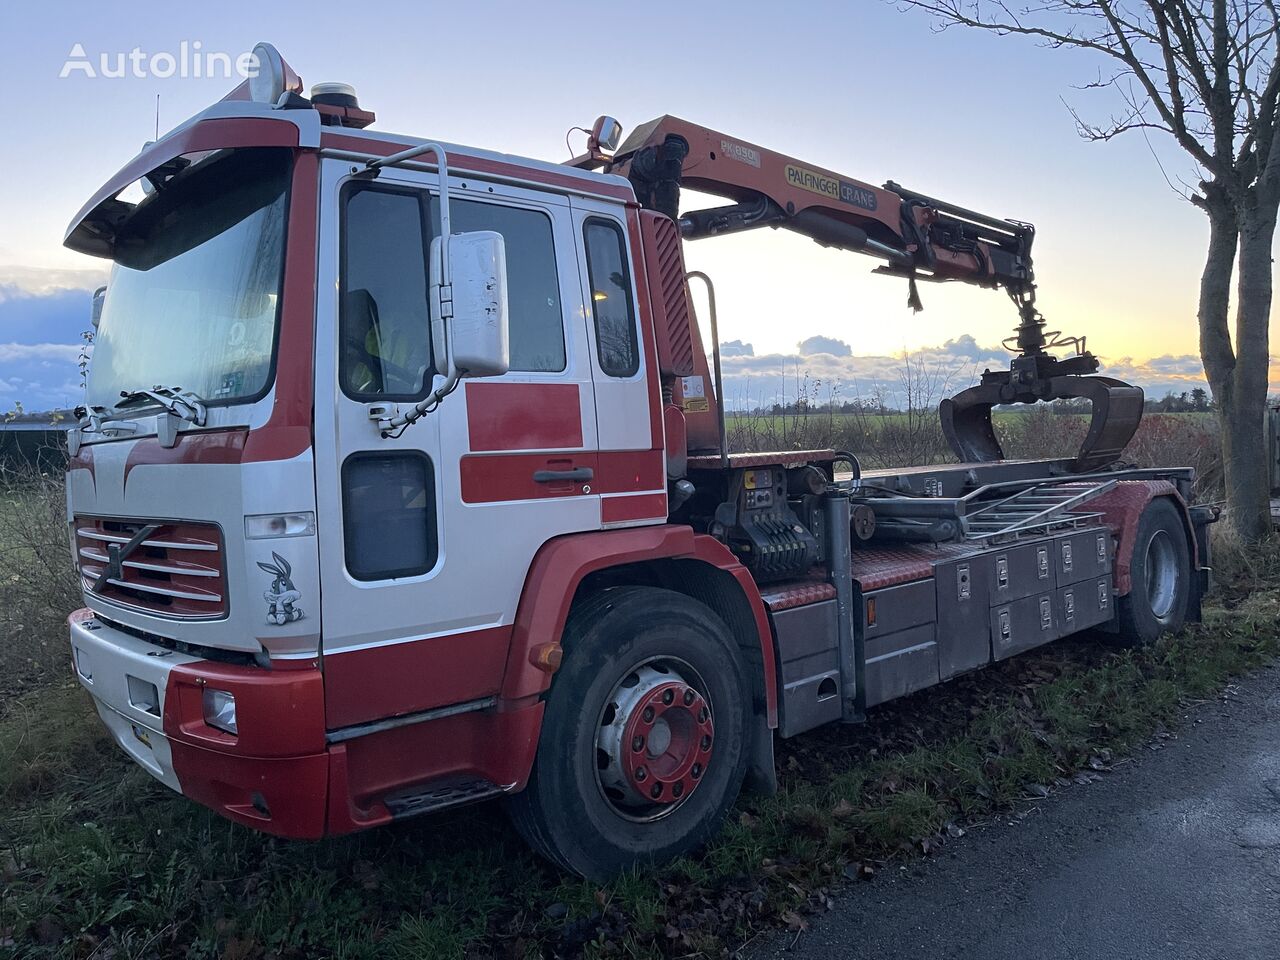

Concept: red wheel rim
[[619, 680, 714, 807], [595, 659, 716, 821]]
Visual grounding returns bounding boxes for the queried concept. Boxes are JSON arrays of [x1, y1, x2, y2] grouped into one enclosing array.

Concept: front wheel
[[1116, 498, 1192, 645], [506, 587, 752, 879]]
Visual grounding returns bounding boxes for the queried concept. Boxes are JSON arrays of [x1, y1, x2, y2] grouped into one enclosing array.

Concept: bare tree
[[900, 0, 1279, 539]]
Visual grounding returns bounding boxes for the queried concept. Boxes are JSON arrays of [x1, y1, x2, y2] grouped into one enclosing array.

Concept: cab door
[[313, 158, 600, 731], [569, 197, 667, 527]]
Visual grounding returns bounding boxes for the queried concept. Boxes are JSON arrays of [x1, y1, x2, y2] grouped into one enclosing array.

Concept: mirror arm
[[355, 140, 452, 259], [359, 141, 459, 438], [378, 332, 462, 438]]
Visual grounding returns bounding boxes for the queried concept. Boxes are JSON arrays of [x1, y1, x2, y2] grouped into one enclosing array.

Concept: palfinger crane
[[583, 115, 1144, 472]]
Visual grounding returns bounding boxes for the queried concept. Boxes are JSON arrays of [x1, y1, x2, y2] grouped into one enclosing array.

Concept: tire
[[506, 586, 752, 879], [1116, 498, 1192, 645]]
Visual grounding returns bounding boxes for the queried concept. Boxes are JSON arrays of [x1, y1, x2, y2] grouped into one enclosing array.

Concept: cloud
[[0, 283, 91, 412], [719, 339, 754, 357], [712, 337, 1247, 410], [0, 265, 108, 301], [1097, 353, 1213, 395], [0, 286, 95, 347], [1107, 353, 1205, 377], [0, 343, 82, 362], [935, 334, 994, 361], [719, 343, 999, 410], [797, 335, 852, 357]]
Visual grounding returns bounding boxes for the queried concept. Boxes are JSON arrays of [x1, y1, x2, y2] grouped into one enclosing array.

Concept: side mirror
[[430, 230, 509, 379], [91, 285, 106, 328]]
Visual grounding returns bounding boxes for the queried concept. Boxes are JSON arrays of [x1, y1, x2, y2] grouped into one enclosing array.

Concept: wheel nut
[[672, 782, 684, 798], [642, 706, 654, 723], [698, 707, 709, 723], [631, 735, 645, 752], [691, 763, 702, 779], [683, 689, 696, 705], [662, 688, 675, 705], [650, 783, 663, 799], [635, 766, 647, 781], [700, 734, 712, 751]]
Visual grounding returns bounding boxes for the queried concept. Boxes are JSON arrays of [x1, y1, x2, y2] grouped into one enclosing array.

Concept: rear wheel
[[1116, 498, 1191, 645], [506, 587, 751, 879]]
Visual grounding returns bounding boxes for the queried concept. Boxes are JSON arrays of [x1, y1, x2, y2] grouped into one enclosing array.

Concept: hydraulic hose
[[833, 450, 862, 482]]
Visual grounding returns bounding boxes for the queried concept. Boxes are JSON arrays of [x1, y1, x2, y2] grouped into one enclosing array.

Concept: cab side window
[[428, 197, 565, 373], [339, 185, 432, 399], [342, 452, 437, 580], [583, 218, 639, 378], [340, 186, 567, 393]]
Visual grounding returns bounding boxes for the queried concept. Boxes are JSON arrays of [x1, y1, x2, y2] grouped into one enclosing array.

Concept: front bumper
[[68, 609, 544, 838], [70, 608, 332, 838]]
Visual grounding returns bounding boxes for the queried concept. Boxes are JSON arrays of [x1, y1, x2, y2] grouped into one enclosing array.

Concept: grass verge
[[3, 552, 1278, 959], [0, 474, 82, 699]]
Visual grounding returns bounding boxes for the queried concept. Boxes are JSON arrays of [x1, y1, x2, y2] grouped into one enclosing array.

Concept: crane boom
[[608, 115, 1035, 303], [587, 115, 1144, 473]]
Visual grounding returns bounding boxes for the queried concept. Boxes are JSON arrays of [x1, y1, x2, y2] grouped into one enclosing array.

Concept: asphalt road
[[755, 663, 1280, 960]]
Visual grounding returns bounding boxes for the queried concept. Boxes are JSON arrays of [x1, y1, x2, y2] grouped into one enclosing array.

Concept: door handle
[[533, 467, 594, 483]]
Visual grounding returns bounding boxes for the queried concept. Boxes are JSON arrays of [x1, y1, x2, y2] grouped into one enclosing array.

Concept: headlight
[[202, 688, 238, 734]]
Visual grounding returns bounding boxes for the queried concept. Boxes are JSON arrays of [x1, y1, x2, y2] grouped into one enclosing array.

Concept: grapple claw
[[938, 391, 1002, 463], [1052, 375, 1145, 471], [941, 371, 1144, 473]]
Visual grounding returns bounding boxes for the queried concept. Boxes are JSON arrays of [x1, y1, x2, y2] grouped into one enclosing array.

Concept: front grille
[[75, 517, 227, 619]]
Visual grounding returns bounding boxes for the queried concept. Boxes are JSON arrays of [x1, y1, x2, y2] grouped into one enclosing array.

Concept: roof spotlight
[[248, 42, 302, 104], [590, 115, 623, 156]]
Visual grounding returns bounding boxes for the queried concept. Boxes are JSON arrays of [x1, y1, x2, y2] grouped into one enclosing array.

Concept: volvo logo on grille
[[93, 524, 160, 592]]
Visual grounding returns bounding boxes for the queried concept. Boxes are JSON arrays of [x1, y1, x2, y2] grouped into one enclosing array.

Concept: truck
[[63, 44, 1214, 879]]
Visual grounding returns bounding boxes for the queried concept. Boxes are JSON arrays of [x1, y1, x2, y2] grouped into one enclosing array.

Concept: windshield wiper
[[75, 404, 141, 436], [115, 385, 208, 426]]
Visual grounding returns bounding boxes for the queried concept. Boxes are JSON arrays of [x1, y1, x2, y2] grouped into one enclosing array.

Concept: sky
[[0, 0, 1268, 412]]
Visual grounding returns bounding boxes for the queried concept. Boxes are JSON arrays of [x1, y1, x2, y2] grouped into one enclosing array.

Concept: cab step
[[383, 778, 506, 819]]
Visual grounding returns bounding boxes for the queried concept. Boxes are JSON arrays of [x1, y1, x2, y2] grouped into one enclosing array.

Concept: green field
[[723, 409, 1217, 441], [725, 409, 1033, 429]]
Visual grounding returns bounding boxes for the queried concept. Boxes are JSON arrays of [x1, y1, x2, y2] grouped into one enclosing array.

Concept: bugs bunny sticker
[[258, 552, 304, 625]]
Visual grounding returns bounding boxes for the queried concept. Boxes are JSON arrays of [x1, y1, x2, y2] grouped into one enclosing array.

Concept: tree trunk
[[1223, 197, 1278, 540], [1196, 199, 1247, 524], [1197, 199, 1238, 401]]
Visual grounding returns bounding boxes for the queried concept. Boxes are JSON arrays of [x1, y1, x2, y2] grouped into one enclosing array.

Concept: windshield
[[86, 147, 292, 410]]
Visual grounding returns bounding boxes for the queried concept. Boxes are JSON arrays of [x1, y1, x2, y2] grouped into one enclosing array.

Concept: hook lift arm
[[592, 116, 1143, 472]]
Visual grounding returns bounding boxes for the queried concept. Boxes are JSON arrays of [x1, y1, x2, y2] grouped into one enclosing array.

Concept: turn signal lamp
[[245, 512, 316, 539]]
